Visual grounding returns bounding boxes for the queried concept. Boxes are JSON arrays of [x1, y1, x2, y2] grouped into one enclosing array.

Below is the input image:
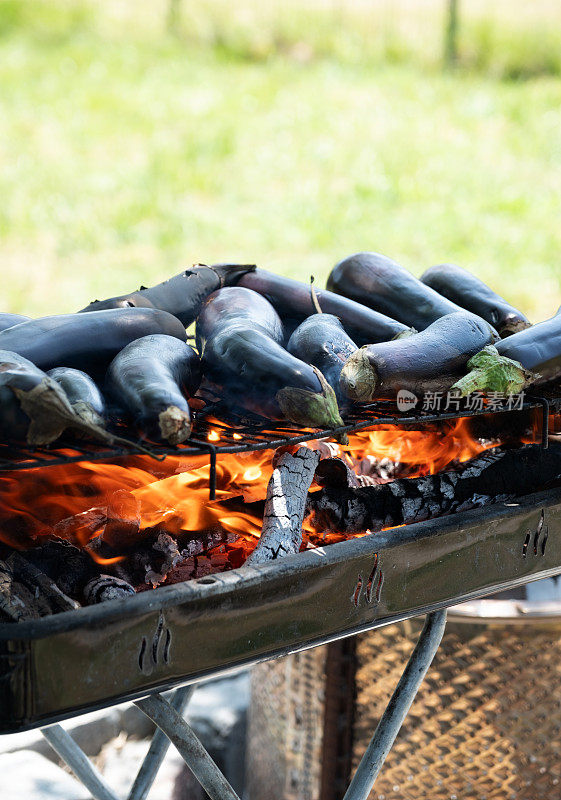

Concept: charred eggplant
[[196, 287, 344, 430], [106, 335, 201, 444], [0, 308, 186, 378], [340, 311, 497, 401], [0, 352, 109, 445], [421, 263, 531, 337], [80, 263, 255, 327], [0, 313, 30, 332], [47, 367, 106, 428], [328, 251, 499, 336], [287, 314, 357, 399], [237, 268, 413, 344]]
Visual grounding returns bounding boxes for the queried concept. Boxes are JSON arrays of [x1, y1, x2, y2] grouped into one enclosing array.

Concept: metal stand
[[39, 610, 447, 800]]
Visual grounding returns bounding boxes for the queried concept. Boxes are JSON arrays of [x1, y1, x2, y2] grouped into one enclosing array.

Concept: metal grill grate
[[0, 394, 554, 473]]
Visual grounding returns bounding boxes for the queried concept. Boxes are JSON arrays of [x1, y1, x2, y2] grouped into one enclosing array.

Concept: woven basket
[[247, 599, 561, 800]]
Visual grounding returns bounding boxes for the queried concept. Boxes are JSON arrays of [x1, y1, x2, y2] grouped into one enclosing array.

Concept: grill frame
[[1, 487, 560, 733]]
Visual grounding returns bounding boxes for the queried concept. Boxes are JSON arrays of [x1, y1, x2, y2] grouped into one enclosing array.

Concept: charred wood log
[[83, 575, 136, 604], [308, 443, 561, 534], [248, 446, 320, 565], [0, 552, 79, 622]]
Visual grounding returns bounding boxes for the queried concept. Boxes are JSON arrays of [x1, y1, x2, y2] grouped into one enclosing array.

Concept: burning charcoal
[[145, 533, 183, 587], [83, 575, 136, 605], [53, 507, 107, 544], [0, 554, 78, 621], [314, 457, 379, 490], [102, 489, 141, 550], [308, 443, 561, 534], [23, 540, 98, 598]]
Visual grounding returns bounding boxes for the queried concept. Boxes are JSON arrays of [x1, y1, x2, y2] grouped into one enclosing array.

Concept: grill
[[0, 393, 560, 735]]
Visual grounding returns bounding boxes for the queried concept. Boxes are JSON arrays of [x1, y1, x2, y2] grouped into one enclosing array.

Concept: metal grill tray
[[1, 487, 561, 733]]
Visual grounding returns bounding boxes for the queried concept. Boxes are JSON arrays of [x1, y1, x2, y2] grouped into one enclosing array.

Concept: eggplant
[[421, 263, 531, 337], [452, 311, 561, 396], [0, 351, 102, 445], [327, 251, 499, 337], [79, 263, 255, 327], [0, 313, 30, 332], [196, 287, 344, 430], [236, 268, 413, 345], [47, 367, 106, 428], [287, 314, 357, 399], [106, 335, 201, 445], [0, 308, 186, 378], [340, 311, 497, 401]]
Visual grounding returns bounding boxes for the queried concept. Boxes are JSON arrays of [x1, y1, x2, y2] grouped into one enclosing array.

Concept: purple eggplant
[[47, 367, 106, 428], [236, 268, 412, 345], [0, 308, 186, 378], [196, 287, 344, 430], [106, 335, 201, 444], [328, 251, 499, 337], [79, 263, 255, 327], [0, 351, 97, 445], [0, 313, 30, 332], [287, 314, 357, 400], [421, 263, 531, 337], [340, 311, 497, 401]]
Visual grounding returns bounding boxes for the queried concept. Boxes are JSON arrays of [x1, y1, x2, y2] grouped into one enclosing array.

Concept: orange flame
[[0, 415, 539, 577]]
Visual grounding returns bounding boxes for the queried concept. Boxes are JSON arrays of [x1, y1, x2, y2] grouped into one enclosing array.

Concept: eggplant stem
[[451, 345, 537, 397], [340, 348, 378, 401], [14, 380, 165, 460], [309, 276, 323, 315], [276, 367, 344, 432]]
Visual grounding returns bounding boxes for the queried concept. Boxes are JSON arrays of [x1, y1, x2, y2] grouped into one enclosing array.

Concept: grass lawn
[[1, 0, 560, 323]]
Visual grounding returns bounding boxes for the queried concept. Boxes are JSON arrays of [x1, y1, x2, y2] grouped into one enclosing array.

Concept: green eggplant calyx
[[276, 368, 344, 432], [158, 405, 192, 445], [451, 345, 537, 397], [339, 348, 378, 402]]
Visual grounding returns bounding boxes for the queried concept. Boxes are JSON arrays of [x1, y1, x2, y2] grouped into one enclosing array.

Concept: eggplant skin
[[421, 263, 531, 337], [79, 263, 256, 327], [287, 314, 357, 398], [0, 351, 73, 444], [0, 313, 31, 333], [47, 367, 106, 424], [236, 268, 412, 345], [340, 311, 497, 401], [196, 287, 344, 429], [328, 251, 499, 338], [496, 313, 561, 385], [105, 334, 201, 444], [0, 308, 186, 379]]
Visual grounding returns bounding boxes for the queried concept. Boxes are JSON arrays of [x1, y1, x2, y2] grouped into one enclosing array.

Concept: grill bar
[[0, 395, 552, 473]]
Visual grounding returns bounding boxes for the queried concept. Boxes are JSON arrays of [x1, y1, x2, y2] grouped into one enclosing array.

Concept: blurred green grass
[[1, 0, 560, 322]]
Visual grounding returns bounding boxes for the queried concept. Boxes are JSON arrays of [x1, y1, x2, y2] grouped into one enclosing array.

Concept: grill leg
[[128, 685, 194, 800], [41, 724, 121, 800], [135, 692, 241, 800], [343, 609, 447, 800], [39, 685, 197, 800]]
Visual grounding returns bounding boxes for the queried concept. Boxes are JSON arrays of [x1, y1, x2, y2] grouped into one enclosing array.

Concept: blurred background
[[1, 0, 560, 321]]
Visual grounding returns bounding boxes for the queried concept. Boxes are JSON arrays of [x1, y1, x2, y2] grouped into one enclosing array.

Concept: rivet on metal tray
[[352, 574, 363, 607]]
